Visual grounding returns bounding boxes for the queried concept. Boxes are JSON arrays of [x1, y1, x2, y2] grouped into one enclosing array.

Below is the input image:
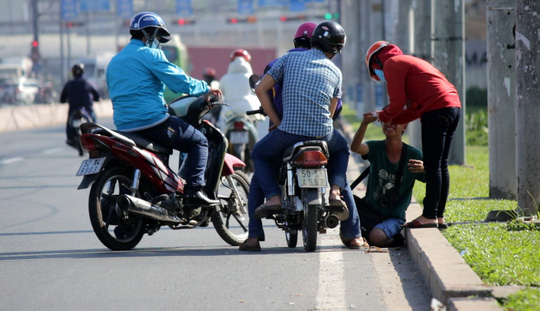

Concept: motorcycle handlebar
[[246, 107, 265, 116]]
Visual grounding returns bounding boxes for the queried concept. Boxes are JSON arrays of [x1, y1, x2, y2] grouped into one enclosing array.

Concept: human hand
[[408, 159, 424, 173], [206, 88, 223, 101], [362, 111, 379, 124]]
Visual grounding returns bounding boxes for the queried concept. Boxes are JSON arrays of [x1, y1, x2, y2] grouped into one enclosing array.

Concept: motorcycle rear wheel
[[88, 167, 145, 250], [212, 171, 250, 246], [302, 204, 318, 252]]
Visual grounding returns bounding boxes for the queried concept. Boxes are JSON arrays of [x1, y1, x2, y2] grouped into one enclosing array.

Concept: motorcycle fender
[[77, 174, 99, 190], [221, 153, 246, 176], [304, 189, 322, 206]]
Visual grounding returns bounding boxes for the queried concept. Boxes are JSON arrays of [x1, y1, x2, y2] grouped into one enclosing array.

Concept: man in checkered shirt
[[239, 21, 365, 251]]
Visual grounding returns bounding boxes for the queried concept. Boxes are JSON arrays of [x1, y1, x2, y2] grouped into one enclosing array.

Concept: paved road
[[0, 120, 431, 310]]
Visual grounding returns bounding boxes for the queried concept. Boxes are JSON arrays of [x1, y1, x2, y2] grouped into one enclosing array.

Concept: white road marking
[[316, 228, 348, 310], [0, 157, 24, 165]]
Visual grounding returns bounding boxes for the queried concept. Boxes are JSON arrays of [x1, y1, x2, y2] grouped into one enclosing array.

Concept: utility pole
[[29, 0, 41, 76], [340, 0, 362, 115], [515, 1, 540, 216], [486, 0, 516, 199], [408, 0, 432, 150], [431, 0, 466, 165]]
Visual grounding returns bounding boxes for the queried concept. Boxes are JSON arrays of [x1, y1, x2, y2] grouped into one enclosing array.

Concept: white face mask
[[374, 69, 386, 82], [146, 38, 161, 50]]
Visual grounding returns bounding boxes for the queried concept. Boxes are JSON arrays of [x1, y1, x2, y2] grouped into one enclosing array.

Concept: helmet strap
[[141, 28, 160, 47]]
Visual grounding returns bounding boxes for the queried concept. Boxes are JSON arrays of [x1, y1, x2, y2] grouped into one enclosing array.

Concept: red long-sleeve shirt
[[377, 53, 461, 124]]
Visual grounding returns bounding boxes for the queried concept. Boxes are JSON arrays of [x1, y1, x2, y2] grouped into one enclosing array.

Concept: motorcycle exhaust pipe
[[117, 194, 181, 223], [325, 214, 339, 228]]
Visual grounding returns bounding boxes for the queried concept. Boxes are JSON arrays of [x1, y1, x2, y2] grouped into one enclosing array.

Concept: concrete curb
[[0, 100, 113, 133], [337, 119, 503, 310]]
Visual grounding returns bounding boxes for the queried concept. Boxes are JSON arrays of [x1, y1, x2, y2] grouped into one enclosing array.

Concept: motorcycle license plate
[[296, 168, 328, 188], [76, 157, 106, 176], [230, 131, 249, 144]]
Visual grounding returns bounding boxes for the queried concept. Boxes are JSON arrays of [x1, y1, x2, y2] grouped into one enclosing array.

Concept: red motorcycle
[[76, 95, 250, 250]]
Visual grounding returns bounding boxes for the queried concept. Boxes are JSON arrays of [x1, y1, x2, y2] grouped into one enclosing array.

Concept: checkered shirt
[[267, 48, 342, 137]]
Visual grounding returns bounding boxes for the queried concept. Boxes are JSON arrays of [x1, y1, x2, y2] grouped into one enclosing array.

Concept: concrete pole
[[408, 0, 432, 150], [357, 0, 375, 116], [340, 0, 361, 113], [486, 0, 516, 199], [515, 1, 540, 216], [431, 0, 466, 165]]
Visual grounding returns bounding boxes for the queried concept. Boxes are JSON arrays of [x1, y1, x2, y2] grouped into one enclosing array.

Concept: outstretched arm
[[350, 112, 378, 155]]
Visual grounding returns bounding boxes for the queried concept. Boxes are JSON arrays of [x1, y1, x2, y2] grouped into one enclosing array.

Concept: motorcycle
[[68, 107, 93, 156], [221, 110, 261, 173], [247, 75, 342, 252], [76, 95, 250, 250]]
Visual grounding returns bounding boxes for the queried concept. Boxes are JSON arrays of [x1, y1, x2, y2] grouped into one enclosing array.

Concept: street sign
[[116, 0, 133, 18], [61, 0, 78, 21], [80, 0, 111, 12], [176, 0, 193, 16], [238, 0, 254, 15]]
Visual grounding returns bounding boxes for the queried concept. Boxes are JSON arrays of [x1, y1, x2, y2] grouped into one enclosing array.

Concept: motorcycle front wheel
[[212, 171, 250, 246], [285, 225, 298, 248], [88, 167, 145, 250]]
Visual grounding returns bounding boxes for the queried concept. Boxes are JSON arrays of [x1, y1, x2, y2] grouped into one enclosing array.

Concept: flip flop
[[253, 203, 281, 219], [402, 219, 438, 228], [238, 238, 261, 252]]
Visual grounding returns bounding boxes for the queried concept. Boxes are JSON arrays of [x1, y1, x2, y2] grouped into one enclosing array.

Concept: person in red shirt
[[365, 41, 461, 228]]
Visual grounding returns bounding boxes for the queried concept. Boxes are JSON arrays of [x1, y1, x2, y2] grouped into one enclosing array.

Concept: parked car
[[1, 77, 40, 105]]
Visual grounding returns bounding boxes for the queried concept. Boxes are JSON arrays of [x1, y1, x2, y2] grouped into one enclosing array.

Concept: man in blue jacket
[[106, 12, 221, 207]]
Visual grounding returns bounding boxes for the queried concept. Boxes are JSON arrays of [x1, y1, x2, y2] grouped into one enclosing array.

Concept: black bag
[[354, 195, 384, 239]]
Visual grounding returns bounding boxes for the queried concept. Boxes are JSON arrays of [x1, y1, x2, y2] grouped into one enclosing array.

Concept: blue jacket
[[107, 39, 209, 131]]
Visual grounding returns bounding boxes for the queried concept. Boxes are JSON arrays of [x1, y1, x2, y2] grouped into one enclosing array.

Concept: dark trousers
[[66, 106, 96, 142], [421, 107, 461, 219], [135, 116, 208, 189]]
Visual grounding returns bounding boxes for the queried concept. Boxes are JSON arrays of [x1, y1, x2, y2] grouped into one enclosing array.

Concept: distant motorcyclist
[[217, 49, 264, 136], [60, 63, 99, 147]]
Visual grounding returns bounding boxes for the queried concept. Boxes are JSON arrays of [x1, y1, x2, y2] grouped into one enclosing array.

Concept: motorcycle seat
[[118, 131, 173, 155], [80, 123, 173, 155], [282, 140, 330, 162]]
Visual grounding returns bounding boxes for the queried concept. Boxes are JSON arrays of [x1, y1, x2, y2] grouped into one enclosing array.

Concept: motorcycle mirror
[[249, 74, 260, 91]]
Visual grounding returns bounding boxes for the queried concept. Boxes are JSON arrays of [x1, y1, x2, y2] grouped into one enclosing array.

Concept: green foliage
[[502, 288, 540, 311], [466, 86, 488, 108], [465, 109, 488, 146]]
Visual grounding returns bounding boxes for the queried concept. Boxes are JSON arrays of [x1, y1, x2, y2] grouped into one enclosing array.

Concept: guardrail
[[0, 100, 113, 133]]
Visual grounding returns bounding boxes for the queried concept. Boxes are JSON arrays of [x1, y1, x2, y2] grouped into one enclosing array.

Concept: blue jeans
[[421, 107, 460, 219], [373, 218, 405, 240], [248, 129, 361, 240], [247, 172, 361, 241], [251, 129, 349, 199], [134, 116, 208, 189]]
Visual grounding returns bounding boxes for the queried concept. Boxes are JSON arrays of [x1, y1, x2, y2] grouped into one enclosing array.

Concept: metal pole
[[515, 0, 540, 216], [486, 0, 516, 199], [431, 0, 466, 165], [60, 21, 65, 86]]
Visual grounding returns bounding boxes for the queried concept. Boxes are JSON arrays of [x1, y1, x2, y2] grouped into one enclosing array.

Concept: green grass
[[342, 103, 540, 309]]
